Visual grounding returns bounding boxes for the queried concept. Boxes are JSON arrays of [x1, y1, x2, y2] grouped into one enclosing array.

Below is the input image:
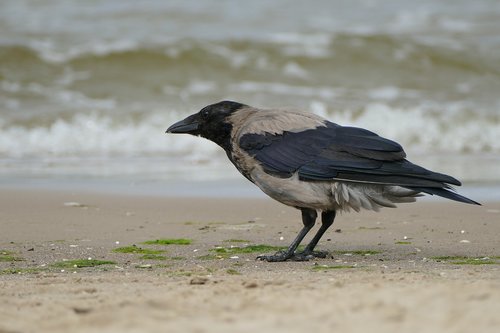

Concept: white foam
[[269, 33, 332, 58], [437, 17, 472, 33], [29, 39, 140, 63], [230, 81, 338, 99], [337, 103, 500, 154], [23, 83, 116, 110], [208, 44, 250, 68], [183, 80, 217, 95], [282, 62, 310, 79], [367, 86, 401, 100], [1, 80, 21, 93], [0, 103, 499, 162], [0, 112, 218, 159]]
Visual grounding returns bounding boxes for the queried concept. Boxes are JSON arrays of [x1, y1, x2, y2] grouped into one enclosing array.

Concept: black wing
[[239, 121, 478, 205]]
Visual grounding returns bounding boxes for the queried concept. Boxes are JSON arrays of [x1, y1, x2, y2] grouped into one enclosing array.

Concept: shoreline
[[2, 175, 499, 202]]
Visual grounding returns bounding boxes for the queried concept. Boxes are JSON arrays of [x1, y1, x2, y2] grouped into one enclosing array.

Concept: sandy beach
[[0, 188, 499, 333], [2, 2, 500, 332]]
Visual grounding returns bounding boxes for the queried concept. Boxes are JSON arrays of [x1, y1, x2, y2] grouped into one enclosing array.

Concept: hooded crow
[[167, 101, 480, 262]]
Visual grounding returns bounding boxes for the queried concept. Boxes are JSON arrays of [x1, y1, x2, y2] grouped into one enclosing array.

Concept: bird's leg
[[295, 210, 336, 260], [257, 208, 317, 262]]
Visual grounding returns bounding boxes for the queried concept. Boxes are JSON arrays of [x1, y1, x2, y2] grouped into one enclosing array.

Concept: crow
[[167, 101, 480, 262]]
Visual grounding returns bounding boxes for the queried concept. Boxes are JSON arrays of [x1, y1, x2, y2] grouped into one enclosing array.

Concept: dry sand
[[1, 188, 499, 333]]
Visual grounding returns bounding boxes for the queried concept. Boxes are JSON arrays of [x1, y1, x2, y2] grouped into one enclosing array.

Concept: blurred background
[[1, 0, 499, 195]]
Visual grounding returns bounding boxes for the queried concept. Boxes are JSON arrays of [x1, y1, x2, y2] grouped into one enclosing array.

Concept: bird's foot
[[256, 250, 293, 262], [297, 250, 329, 258], [291, 250, 329, 261], [257, 250, 329, 262]]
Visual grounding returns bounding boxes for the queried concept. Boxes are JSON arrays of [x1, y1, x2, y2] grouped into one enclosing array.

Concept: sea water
[[1, 0, 499, 195]]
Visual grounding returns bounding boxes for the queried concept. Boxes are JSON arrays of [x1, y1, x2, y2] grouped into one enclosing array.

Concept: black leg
[[296, 210, 336, 259], [257, 208, 317, 262]]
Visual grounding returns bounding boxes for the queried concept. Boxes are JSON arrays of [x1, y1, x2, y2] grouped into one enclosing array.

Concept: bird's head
[[166, 100, 246, 150]]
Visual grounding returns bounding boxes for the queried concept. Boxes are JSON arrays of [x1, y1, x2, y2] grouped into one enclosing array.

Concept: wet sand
[[1, 188, 499, 333]]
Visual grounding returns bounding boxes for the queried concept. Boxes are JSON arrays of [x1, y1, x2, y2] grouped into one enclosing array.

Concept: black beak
[[166, 114, 199, 134]]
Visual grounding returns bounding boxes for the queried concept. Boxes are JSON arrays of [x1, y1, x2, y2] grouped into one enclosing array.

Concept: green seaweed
[[113, 245, 164, 255], [142, 238, 192, 245], [395, 241, 412, 245], [200, 244, 300, 259], [0, 256, 24, 262], [211, 244, 285, 256], [140, 254, 167, 260], [0, 250, 23, 262], [197, 254, 221, 260], [432, 256, 499, 265], [453, 260, 497, 265], [226, 269, 241, 275], [0, 267, 46, 275], [432, 256, 468, 261], [52, 259, 116, 268]]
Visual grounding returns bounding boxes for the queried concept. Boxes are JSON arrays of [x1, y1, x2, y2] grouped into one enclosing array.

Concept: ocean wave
[[1, 32, 500, 159], [1, 103, 499, 159], [0, 112, 218, 159], [334, 103, 500, 154], [229, 81, 339, 99], [3, 34, 499, 113], [2, 33, 498, 73], [28, 39, 141, 64]]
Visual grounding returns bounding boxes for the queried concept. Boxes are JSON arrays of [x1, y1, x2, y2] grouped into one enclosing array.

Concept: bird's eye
[[201, 109, 210, 119]]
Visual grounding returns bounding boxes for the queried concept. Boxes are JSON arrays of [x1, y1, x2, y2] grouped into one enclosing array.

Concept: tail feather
[[408, 186, 480, 205]]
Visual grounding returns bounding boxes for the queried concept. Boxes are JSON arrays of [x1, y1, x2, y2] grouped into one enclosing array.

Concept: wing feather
[[239, 120, 461, 187]]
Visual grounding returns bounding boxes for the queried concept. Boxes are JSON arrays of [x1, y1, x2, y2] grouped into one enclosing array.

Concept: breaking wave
[[1, 103, 499, 159]]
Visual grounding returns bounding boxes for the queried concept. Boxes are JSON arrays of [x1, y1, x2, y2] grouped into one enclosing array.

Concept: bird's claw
[[297, 250, 329, 259], [256, 250, 329, 262], [290, 250, 329, 261], [256, 250, 292, 262]]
